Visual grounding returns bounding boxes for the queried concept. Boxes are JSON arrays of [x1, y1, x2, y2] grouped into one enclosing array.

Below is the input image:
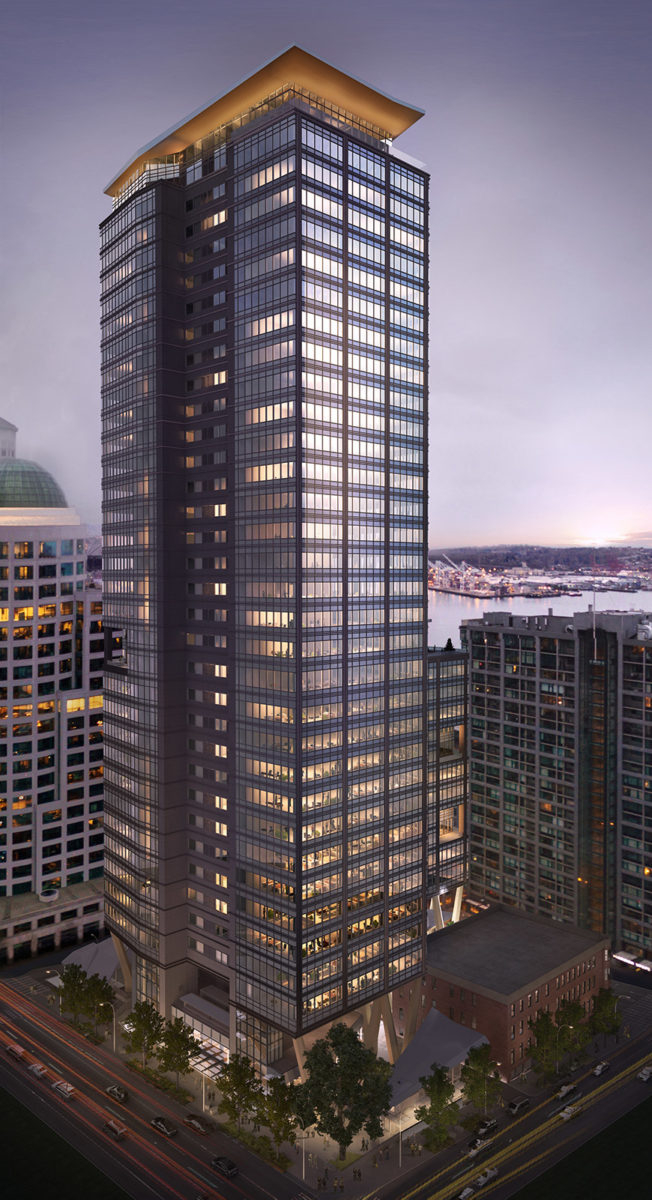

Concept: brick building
[[394, 906, 609, 1079]]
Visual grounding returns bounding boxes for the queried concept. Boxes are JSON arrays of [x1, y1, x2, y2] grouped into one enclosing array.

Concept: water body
[[428, 589, 652, 650]]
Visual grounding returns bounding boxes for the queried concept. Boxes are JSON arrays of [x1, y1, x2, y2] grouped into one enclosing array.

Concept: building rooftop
[[426, 908, 609, 998], [0, 458, 67, 509], [105, 44, 424, 197]]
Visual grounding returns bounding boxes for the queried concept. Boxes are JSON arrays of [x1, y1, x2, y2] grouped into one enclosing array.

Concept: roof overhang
[[105, 45, 424, 197]]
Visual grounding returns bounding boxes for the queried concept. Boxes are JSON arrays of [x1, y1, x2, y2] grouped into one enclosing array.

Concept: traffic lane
[[0, 1009, 299, 1200], [0, 1058, 190, 1200]]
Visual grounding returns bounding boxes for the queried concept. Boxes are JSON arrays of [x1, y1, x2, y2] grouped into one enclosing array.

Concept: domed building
[[0, 421, 105, 964]]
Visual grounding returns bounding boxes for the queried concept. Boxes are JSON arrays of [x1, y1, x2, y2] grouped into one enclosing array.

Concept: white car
[[637, 1066, 651, 1082], [593, 1061, 610, 1077], [475, 1167, 499, 1187], [558, 1105, 577, 1121]]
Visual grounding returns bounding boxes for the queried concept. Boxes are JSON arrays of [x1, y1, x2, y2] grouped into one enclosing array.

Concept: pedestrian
[[324, 1167, 329, 1180]]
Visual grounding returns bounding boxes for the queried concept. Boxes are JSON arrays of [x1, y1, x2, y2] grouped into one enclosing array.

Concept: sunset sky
[[1, 0, 650, 546]]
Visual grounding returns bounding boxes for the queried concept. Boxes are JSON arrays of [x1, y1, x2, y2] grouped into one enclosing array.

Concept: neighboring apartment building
[[100, 47, 433, 1072], [462, 609, 652, 960], [427, 646, 467, 918], [0, 418, 104, 964], [424, 907, 610, 1080]]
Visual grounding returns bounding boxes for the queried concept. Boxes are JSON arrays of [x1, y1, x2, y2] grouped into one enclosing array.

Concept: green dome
[[0, 458, 67, 508]]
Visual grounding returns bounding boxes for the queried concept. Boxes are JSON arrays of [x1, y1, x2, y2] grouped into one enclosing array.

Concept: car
[[568, 1060, 581, 1073], [183, 1115, 211, 1135], [593, 1061, 610, 1077], [558, 1105, 577, 1121], [28, 1062, 48, 1078], [211, 1156, 239, 1178], [476, 1117, 498, 1137], [475, 1167, 499, 1188], [103, 1119, 127, 1141], [467, 1136, 493, 1158], [106, 1084, 129, 1104], [457, 1188, 475, 1200], [637, 1066, 652, 1082], [507, 1097, 530, 1117], [553, 1082, 577, 1101], [150, 1116, 177, 1137]]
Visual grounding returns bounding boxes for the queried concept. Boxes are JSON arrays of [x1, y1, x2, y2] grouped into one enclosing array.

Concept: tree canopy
[[296, 1022, 392, 1160], [414, 1063, 457, 1149], [589, 989, 622, 1043], [217, 1054, 263, 1129], [158, 1017, 197, 1086], [124, 1000, 165, 1068], [460, 1043, 501, 1114], [58, 963, 89, 1026]]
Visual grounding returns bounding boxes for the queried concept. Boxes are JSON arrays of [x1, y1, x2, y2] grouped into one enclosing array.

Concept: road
[[0, 980, 302, 1200], [372, 1033, 652, 1200]]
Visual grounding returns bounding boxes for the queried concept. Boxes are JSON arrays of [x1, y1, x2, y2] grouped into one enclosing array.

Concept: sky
[[1, 0, 650, 547]]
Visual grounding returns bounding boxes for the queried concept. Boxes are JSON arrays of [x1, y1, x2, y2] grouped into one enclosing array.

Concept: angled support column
[[110, 932, 132, 994], [293, 1035, 308, 1081], [452, 885, 464, 924], [430, 895, 445, 931]]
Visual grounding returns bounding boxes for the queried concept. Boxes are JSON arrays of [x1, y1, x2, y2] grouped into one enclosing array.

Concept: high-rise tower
[[101, 47, 429, 1071]]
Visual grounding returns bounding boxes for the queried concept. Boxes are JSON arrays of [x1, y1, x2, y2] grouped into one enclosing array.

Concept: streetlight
[[390, 1106, 404, 1169], [555, 1024, 573, 1075], [296, 1115, 309, 1181], [103, 1000, 117, 1054]]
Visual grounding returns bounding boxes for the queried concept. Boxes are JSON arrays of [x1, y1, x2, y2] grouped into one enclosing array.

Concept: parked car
[[211, 1156, 239, 1178], [106, 1084, 128, 1104], [475, 1167, 499, 1188], [150, 1116, 177, 1138], [593, 1061, 610, 1076], [183, 1115, 210, 1135], [476, 1117, 498, 1137], [507, 1097, 530, 1117], [553, 1082, 577, 1101]]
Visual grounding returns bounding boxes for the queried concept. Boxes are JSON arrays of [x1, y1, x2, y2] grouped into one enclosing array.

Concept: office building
[[100, 46, 431, 1072], [462, 609, 652, 961], [0, 418, 104, 963], [426, 646, 467, 921]]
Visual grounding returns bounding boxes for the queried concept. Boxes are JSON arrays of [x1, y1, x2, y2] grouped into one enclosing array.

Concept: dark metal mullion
[[341, 135, 350, 1010]]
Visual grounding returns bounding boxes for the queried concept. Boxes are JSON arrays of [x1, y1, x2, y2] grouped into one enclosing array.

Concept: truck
[[51, 1079, 75, 1100]]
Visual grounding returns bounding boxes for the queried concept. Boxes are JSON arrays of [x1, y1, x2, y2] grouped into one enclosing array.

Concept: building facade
[[100, 48, 432, 1069], [427, 647, 467, 914], [424, 907, 610, 1081], [0, 419, 104, 963], [462, 609, 652, 960]]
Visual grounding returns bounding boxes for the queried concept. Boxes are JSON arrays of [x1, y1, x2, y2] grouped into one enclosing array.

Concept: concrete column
[[430, 896, 445, 930], [380, 994, 399, 1064], [292, 1035, 308, 1081], [452, 885, 464, 924], [111, 932, 133, 994]]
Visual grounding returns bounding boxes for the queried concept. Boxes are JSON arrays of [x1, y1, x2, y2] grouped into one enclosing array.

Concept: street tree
[[157, 1017, 197, 1087], [589, 989, 621, 1046], [528, 1010, 557, 1079], [260, 1076, 298, 1148], [295, 1022, 392, 1160], [84, 973, 115, 1036], [460, 1044, 502, 1114], [59, 963, 89, 1026], [217, 1054, 263, 1130], [555, 1000, 590, 1065], [124, 1000, 165, 1068], [414, 1063, 457, 1150]]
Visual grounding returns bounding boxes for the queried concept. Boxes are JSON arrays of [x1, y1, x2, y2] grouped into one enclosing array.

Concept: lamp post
[[555, 1024, 573, 1075], [296, 1116, 309, 1181], [104, 1001, 117, 1054], [390, 1107, 404, 1169]]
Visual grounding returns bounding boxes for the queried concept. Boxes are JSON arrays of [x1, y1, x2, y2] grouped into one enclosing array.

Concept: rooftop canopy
[[105, 44, 424, 197]]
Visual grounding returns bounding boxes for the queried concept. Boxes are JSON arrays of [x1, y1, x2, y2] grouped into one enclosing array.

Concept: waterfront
[[428, 589, 652, 649]]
